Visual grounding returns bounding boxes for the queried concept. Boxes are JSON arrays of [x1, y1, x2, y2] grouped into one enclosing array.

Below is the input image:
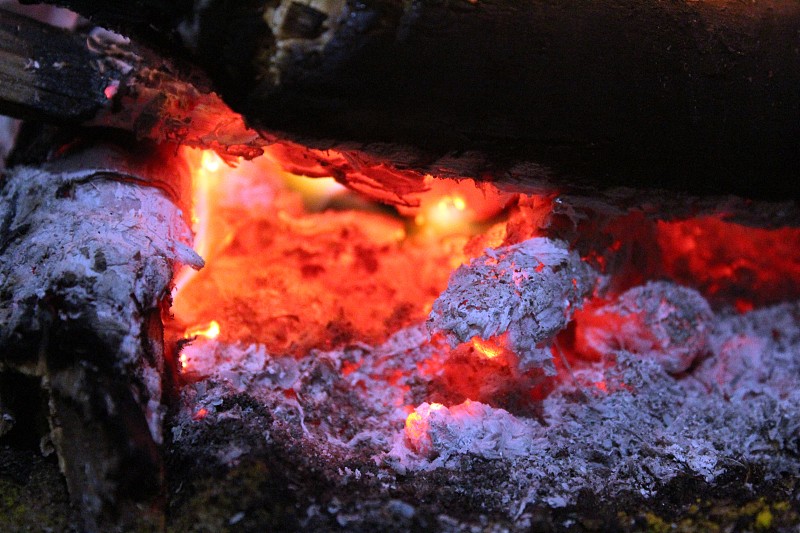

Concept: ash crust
[[172, 297, 800, 530], [427, 238, 596, 374]]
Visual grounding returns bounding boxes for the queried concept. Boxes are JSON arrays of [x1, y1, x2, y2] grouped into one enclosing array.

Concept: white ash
[[174, 324, 443, 448], [173, 291, 800, 525], [575, 281, 714, 373], [0, 148, 201, 443], [388, 400, 538, 471], [427, 237, 596, 374], [695, 302, 800, 399], [180, 340, 300, 392]]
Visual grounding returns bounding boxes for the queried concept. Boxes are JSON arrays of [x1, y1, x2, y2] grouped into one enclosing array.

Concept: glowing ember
[[397, 400, 536, 463], [404, 412, 425, 440], [471, 337, 503, 359], [400, 176, 511, 236], [403, 402, 445, 455], [170, 149, 506, 355], [657, 217, 800, 306], [183, 320, 221, 340], [103, 81, 119, 99], [573, 282, 712, 374]]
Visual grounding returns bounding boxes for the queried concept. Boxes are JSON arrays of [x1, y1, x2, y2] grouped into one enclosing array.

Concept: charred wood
[[37, 0, 800, 200], [0, 7, 111, 122], [0, 142, 201, 530], [0, 8, 268, 161]]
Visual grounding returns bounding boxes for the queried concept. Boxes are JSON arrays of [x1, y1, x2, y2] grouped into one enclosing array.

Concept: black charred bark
[[16, 0, 800, 199], [0, 8, 115, 122]]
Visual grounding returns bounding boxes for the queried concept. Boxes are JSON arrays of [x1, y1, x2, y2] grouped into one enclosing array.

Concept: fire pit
[[0, 1, 799, 531]]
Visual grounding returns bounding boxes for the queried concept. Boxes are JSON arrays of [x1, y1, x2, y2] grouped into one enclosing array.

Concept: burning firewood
[[0, 141, 201, 529], [0, 9, 268, 161], [427, 237, 596, 374], [5, 1, 800, 199]]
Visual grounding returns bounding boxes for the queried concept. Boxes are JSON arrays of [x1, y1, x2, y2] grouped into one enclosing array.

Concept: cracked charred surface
[[0, 142, 200, 530], [10, 0, 800, 200]]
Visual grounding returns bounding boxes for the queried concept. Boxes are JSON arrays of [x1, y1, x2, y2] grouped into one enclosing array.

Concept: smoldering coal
[[173, 286, 800, 526]]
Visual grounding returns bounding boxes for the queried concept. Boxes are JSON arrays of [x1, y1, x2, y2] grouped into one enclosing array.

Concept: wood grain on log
[[0, 142, 201, 530], [198, 0, 800, 199], [0, 8, 269, 161], [6, 1, 800, 201], [0, 7, 113, 122]]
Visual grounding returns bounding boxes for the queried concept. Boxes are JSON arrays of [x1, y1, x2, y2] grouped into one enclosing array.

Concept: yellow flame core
[[173, 149, 224, 295], [184, 320, 221, 340], [471, 337, 503, 359], [201, 151, 221, 172], [416, 195, 470, 231]]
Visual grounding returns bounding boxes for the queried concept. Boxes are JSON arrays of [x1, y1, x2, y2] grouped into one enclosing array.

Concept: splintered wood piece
[[0, 7, 111, 122], [0, 142, 200, 530], [0, 9, 268, 161]]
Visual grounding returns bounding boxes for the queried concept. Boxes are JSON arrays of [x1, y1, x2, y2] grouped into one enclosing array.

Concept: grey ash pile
[[170, 238, 800, 530]]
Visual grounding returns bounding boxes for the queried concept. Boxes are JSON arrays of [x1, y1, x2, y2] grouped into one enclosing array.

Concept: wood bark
[[32, 0, 800, 200], [0, 8, 268, 160], [0, 6, 111, 122], [0, 141, 201, 530]]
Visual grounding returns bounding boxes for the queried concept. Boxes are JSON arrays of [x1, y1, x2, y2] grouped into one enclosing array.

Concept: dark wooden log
[[0, 141, 201, 530], [34, 0, 800, 200], [0, 8, 268, 160], [0, 6, 113, 122]]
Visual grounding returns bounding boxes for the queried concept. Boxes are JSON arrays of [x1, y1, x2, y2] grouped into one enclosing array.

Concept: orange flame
[[172, 149, 225, 294], [183, 320, 220, 340], [471, 337, 504, 359], [400, 176, 511, 236]]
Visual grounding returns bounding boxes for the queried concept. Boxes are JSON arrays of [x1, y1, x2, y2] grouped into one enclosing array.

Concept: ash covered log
[[33, 0, 800, 200], [0, 141, 202, 530]]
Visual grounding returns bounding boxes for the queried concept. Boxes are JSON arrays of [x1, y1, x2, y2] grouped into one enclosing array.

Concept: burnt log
[[28, 0, 800, 200], [0, 141, 202, 530], [0, 8, 268, 160]]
